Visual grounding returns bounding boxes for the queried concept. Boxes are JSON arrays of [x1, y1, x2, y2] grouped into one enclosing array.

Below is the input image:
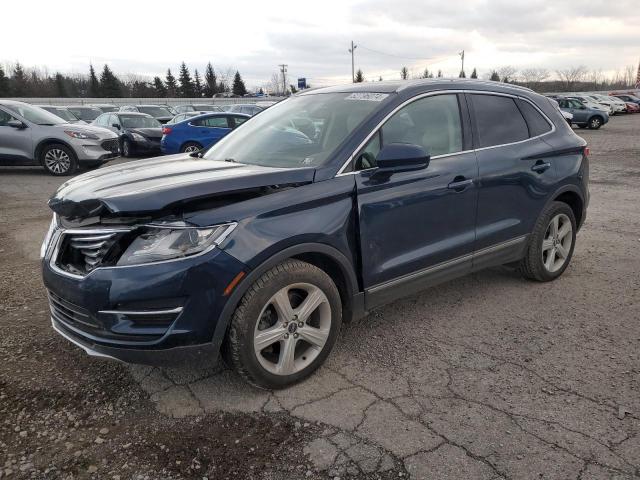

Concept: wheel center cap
[[287, 322, 298, 334]]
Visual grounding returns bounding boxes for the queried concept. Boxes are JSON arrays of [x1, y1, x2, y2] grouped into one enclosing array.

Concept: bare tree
[[267, 72, 282, 96], [555, 66, 588, 91], [497, 66, 518, 83], [520, 68, 549, 87]]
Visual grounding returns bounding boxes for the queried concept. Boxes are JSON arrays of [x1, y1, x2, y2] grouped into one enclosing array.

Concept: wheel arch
[[210, 243, 363, 352], [181, 140, 203, 151], [548, 185, 585, 229], [35, 138, 77, 165]]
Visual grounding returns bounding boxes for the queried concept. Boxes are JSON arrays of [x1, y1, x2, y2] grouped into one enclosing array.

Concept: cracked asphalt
[[1, 114, 639, 479]]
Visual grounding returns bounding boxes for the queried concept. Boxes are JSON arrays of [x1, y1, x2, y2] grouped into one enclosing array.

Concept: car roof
[[65, 105, 101, 109], [299, 78, 535, 97], [0, 99, 30, 106]]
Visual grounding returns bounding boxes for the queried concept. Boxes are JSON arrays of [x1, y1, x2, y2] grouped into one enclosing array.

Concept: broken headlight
[[117, 222, 236, 266]]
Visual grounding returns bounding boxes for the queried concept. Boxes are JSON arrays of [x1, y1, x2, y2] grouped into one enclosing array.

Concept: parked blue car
[[43, 79, 589, 389], [160, 112, 250, 154]]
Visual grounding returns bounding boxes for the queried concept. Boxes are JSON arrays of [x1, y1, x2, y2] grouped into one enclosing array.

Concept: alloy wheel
[[253, 283, 331, 376], [44, 149, 71, 174], [184, 145, 200, 153], [541, 213, 573, 273], [590, 118, 601, 128]]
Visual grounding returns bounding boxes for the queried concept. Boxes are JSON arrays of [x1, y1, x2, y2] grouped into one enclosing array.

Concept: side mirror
[[7, 119, 26, 129], [375, 143, 430, 172], [112, 123, 121, 129]]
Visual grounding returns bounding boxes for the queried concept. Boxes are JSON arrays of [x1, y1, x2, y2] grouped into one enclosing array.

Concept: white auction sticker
[[345, 92, 389, 102]]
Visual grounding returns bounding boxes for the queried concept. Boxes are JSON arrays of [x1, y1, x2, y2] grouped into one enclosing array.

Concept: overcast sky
[[4, 0, 639, 89]]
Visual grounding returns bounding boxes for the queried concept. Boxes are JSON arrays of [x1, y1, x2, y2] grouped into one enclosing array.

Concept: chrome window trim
[[48, 223, 237, 280], [336, 89, 556, 176]]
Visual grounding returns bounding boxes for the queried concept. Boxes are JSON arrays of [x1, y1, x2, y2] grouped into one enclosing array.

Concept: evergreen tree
[[232, 71, 247, 96], [489, 70, 500, 81], [379, 76, 383, 81], [165, 69, 178, 97], [437, 70, 443, 78], [12, 62, 28, 96], [354, 69, 364, 82], [178, 62, 195, 97], [470, 68, 478, 79], [400, 66, 409, 80], [88, 64, 100, 97], [422, 68, 434, 79], [193, 69, 203, 97], [153, 77, 167, 97], [99, 65, 122, 97], [203, 62, 218, 97], [0, 65, 11, 96], [54, 73, 67, 97], [459, 69, 466, 78]]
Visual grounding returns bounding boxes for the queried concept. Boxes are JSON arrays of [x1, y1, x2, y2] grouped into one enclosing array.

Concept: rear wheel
[[41, 144, 77, 176], [224, 259, 342, 389], [518, 201, 576, 282], [588, 116, 603, 129], [180, 142, 202, 153]]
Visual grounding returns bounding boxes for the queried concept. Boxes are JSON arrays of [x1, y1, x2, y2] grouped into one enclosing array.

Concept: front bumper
[[43, 246, 247, 365], [132, 138, 161, 155], [69, 137, 120, 162]]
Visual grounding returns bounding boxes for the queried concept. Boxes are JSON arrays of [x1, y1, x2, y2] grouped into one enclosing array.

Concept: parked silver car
[[36, 105, 88, 125], [0, 100, 120, 176]]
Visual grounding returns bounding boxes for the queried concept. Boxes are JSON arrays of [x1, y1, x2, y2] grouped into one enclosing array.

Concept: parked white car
[[587, 93, 626, 114], [568, 95, 612, 115]]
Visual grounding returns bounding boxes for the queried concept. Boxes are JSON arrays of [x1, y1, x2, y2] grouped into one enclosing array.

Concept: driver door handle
[[448, 177, 474, 191], [531, 161, 551, 173]]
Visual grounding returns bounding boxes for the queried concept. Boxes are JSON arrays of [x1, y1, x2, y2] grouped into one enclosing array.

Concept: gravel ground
[[0, 115, 639, 479]]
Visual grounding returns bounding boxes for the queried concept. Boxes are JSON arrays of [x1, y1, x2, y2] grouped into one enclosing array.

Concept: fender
[[35, 138, 77, 164], [543, 183, 587, 228], [209, 242, 363, 351]]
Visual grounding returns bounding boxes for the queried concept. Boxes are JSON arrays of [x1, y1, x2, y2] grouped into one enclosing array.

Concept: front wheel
[[518, 201, 576, 282], [121, 138, 132, 157], [224, 259, 342, 389], [41, 143, 77, 176]]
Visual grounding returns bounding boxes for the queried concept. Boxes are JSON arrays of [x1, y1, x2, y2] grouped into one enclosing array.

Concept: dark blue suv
[[42, 80, 589, 389]]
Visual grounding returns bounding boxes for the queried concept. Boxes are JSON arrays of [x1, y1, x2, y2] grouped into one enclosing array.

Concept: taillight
[[584, 147, 590, 157], [162, 126, 172, 135]]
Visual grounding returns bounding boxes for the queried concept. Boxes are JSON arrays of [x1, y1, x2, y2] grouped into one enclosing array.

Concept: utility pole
[[459, 50, 465, 76], [348, 41, 357, 83], [279, 64, 288, 96]]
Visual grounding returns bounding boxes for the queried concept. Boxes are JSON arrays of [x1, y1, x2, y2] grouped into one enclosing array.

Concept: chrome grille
[[69, 232, 119, 270]]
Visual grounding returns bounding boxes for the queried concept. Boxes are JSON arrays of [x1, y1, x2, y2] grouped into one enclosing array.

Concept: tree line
[[353, 64, 638, 93], [0, 61, 249, 98]]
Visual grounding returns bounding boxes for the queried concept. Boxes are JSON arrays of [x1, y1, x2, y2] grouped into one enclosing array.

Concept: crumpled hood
[[48, 154, 316, 219]]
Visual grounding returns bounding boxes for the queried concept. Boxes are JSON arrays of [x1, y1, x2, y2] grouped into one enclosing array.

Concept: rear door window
[[470, 94, 528, 148], [193, 116, 229, 128]]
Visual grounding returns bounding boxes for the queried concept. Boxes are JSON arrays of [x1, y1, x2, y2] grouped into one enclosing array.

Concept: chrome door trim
[[336, 89, 556, 176]]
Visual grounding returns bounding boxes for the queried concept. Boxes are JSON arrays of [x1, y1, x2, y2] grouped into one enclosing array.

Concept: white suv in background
[[0, 100, 120, 176]]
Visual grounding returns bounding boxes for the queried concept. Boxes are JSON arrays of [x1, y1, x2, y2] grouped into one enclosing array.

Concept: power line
[[357, 44, 455, 66]]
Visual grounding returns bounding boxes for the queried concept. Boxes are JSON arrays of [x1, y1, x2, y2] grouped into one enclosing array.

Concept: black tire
[[588, 116, 603, 130], [121, 138, 132, 157], [40, 143, 78, 176], [180, 141, 203, 153], [518, 201, 577, 282], [224, 259, 342, 389]]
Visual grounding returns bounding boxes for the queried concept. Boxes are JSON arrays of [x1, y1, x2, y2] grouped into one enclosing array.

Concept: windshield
[[120, 115, 161, 128], [5, 103, 67, 125], [203, 92, 386, 168], [42, 107, 78, 122], [193, 105, 221, 111], [68, 107, 101, 121], [138, 106, 172, 117]]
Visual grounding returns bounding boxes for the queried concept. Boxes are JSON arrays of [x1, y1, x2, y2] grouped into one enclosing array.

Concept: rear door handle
[[531, 161, 551, 173], [448, 177, 474, 191]]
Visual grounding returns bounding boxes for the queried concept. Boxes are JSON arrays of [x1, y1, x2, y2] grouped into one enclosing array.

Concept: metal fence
[[4, 97, 286, 107]]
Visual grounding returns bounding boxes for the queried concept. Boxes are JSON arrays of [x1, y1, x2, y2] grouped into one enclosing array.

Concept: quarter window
[[470, 94, 528, 148], [0, 109, 15, 126], [516, 99, 552, 137], [354, 94, 462, 170]]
